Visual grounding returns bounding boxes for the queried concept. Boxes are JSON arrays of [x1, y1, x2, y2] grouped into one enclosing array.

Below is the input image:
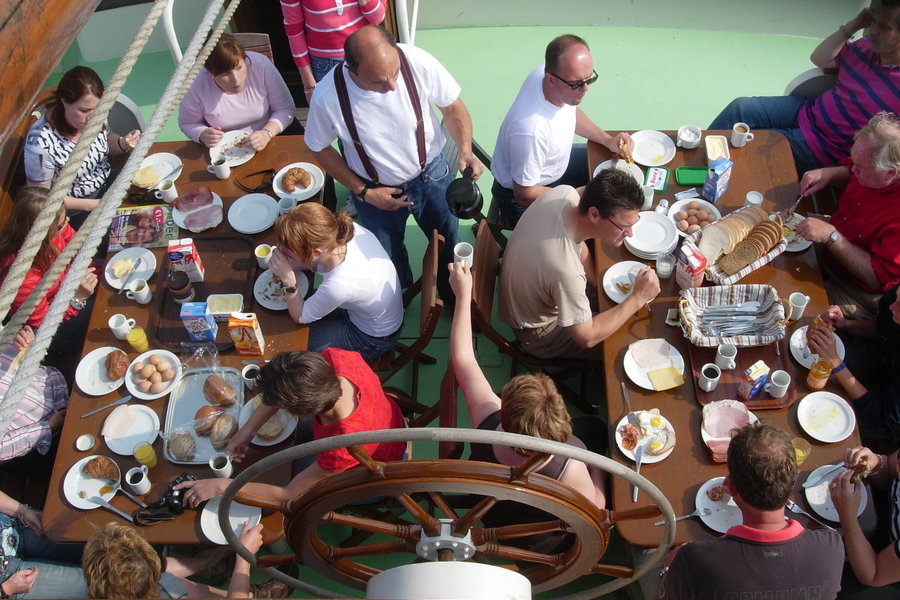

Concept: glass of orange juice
[[791, 437, 812, 466], [126, 326, 149, 353], [133, 441, 158, 469]]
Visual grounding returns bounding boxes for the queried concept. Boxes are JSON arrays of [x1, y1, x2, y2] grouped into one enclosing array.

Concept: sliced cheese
[[647, 366, 684, 391]]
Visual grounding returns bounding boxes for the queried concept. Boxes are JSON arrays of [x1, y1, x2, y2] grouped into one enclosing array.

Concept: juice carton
[[167, 238, 205, 282], [228, 312, 265, 356], [737, 360, 770, 402], [676, 244, 707, 290], [702, 157, 733, 203], [180, 302, 218, 342]]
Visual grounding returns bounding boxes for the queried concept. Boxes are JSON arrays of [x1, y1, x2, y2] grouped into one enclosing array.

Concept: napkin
[[101, 405, 136, 440]]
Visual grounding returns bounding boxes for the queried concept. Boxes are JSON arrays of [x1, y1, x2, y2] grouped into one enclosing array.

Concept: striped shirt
[[280, 0, 386, 69], [799, 37, 900, 167]]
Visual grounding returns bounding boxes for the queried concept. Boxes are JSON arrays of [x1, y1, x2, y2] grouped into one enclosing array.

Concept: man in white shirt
[[491, 34, 632, 227], [304, 25, 483, 298]]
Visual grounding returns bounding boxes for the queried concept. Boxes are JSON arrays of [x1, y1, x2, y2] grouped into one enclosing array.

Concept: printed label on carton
[[702, 158, 733, 203], [167, 238, 205, 282], [180, 302, 218, 342], [228, 312, 265, 356], [737, 360, 770, 402], [676, 244, 707, 290]]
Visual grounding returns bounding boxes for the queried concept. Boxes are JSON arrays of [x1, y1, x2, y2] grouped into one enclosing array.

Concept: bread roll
[[210, 415, 238, 449], [203, 375, 236, 406], [256, 412, 284, 441], [169, 432, 196, 461], [193, 405, 221, 436], [105, 350, 129, 380], [84, 456, 118, 480]]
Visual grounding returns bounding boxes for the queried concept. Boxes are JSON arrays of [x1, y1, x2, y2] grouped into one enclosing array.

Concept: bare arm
[[580, 242, 599, 290], [512, 181, 552, 207], [795, 217, 882, 289], [808, 328, 869, 400], [310, 146, 410, 211], [438, 98, 483, 180], [575, 109, 632, 155], [810, 9, 871, 69], [559, 459, 605, 509], [268, 248, 306, 323]]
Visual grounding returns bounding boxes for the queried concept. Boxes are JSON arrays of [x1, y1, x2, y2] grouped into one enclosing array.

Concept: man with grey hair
[[797, 111, 900, 319]]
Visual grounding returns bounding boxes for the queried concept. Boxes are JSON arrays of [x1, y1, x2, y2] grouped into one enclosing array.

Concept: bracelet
[[263, 129, 275, 140], [14, 503, 30, 519], [304, 84, 317, 92], [117, 137, 131, 152], [831, 361, 847, 375], [839, 24, 853, 39], [868, 454, 886, 478], [70, 297, 87, 311]]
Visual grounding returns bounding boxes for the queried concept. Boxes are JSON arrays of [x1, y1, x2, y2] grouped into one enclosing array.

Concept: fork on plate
[[785, 499, 835, 531], [654, 507, 711, 526]]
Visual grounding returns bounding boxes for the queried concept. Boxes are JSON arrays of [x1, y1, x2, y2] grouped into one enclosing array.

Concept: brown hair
[[545, 34, 589, 74], [580, 167, 643, 217], [727, 423, 798, 511], [257, 351, 342, 415], [83, 523, 161, 599], [499, 373, 572, 456], [0, 186, 66, 275], [205, 33, 248, 76], [48, 66, 105, 137], [275, 203, 355, 264]]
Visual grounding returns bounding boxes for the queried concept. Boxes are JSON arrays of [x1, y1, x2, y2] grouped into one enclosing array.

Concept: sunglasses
[[549, 69, 599, 90]]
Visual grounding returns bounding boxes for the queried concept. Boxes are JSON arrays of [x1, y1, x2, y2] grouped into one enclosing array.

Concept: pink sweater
[[281, 0, 386, 68]]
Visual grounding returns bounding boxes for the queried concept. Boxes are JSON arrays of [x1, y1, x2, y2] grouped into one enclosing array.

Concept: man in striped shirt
[[709, 3, 900, 176]]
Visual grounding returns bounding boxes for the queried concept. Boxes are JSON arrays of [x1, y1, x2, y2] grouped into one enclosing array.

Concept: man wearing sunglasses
[[491, 34, 633, 228]]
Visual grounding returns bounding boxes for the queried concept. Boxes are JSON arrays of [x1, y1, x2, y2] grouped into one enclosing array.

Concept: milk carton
[[676, 244, 707, 290], [167, 238, 205, 282], [180, 302, 218, 342], [228, 312, 265, 356], [702, 157, 733, 203]]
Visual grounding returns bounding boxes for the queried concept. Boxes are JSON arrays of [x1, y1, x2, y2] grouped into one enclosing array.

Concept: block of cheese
[[647, 366, 684, 391]]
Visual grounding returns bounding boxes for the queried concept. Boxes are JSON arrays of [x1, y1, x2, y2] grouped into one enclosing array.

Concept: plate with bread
[[789, 320, 846, 369], [63, 455, 120, 510], [124, 350, 182, 400], [101, 404, 160, 455], [273, 162, 325, 202], [75, 347, 128, 396], [105, 247, 157, 290], [804, 462, 869, 522], [695, 476, 742, 533], [133, 153, 182, 189], [602, 260, 645, 304], [615, 408, 676, 463], [239, 395, 299, 446]]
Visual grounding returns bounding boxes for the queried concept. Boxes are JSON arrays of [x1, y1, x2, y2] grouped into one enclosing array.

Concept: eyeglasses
[[603, 214, 635, 233], [549, 69, 599, 90]]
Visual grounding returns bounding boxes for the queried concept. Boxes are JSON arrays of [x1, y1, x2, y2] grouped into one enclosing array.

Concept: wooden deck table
[[589, 131, 875, 547], [43, 135, 321, 544]]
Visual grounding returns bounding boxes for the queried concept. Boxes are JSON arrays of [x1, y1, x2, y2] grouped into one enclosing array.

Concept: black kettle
[[446, 167, 484, 221]]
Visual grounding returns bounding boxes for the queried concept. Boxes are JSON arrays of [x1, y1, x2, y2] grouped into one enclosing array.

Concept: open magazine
[[108, 204, 179, 252]]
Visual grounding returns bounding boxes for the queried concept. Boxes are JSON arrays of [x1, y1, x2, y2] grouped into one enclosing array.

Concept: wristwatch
[[358, 182, 373, 202], [824, 230, 841, 247], [283, 285, 298, 295], [70, 297, 87, 311]]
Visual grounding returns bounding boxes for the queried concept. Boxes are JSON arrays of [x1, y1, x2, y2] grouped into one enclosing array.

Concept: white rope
[[0, 0, 242, 438]]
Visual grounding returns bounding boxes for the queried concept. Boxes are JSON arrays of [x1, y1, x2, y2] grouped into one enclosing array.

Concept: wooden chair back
[[438, 364, 462, 459], [232, 32, 274, 64]]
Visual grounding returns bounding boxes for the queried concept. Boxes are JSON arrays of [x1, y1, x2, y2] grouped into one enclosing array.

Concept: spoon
[[702, 301, 761, 314], [110, 480, 148, 508]]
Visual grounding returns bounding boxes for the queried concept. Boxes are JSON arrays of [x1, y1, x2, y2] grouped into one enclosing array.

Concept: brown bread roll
[[210, 414, 238, 449], [105, 350, 129, 380], [84, 456, 119, 480], [203, 375, 236, 406], [168, 432, 196, 461], [193, 405, 221, 436]]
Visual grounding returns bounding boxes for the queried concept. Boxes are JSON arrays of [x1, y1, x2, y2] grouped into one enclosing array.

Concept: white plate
[[667, 198, 722, 238], [797, 392, 856, 443], [695, 476, 742, 534], [625, 211, 679, 255], [137, 153, 182, 188], [200, 496, 262, 545], [614, 412, 675, 463], [273, 162, 326, 202], [777, 213, 813, 252], [700, 407, 758, 444], [602, 260, 646, 304], [75, 347, 127, 396], [238, 398, 299, 446], [592, 159, 644, 186], [104, 247, 157, 290], [789, 326, 846, 369], [623, 343, 685, 391], [103, 404, 160, 455], [124, 350, 182, 400], [254, 269, 308, 311], [63, 455, 120, 510], [172, 192, 223, 233], [210, 130, 255, 167], [228, 193, 279, 234], [804, 463, 868, 522], [631, 130, 677, 167]]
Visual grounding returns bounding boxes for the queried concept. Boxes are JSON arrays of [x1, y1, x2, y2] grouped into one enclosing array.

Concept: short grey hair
[[855, 111, 900, 172]]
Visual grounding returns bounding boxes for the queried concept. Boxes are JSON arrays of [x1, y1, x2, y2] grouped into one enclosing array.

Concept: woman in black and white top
[[24, 66, 140, 230]]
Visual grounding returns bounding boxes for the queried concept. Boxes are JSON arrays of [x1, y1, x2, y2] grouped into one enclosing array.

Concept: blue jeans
[[492, 143, 589, 227], [311, 56, 344, 82], [354, 154, 459, 299], [708, 96, 821, 175], [3, 526, 87, 598], [308, 308, 400, 361]]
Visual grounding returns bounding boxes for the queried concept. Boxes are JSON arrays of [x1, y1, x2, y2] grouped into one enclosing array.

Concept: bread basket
[[678, 284, 786, 347], [684, 231, 787, 285]]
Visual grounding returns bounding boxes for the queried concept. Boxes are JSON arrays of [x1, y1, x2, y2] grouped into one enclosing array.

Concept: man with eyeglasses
[[499, 169, 659, 360], [491, 34, 633, 228]]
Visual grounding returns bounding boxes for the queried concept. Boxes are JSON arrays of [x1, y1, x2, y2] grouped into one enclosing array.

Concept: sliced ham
[[702, 400, 750, 438], [182, 203, 222, 232], [175, 186, 214, 212]]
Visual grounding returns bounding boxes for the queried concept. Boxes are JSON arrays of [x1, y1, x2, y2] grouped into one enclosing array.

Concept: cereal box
[[676, 244, 707, 290], [180, 302, 218, 342], [228, 312, 265, 356], [167, 238, 205, 282], [702, 157, 733, 203]]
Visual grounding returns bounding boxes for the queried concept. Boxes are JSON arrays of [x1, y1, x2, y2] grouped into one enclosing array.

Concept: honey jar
[[806, 359, 832, 391], [166, 270, 195, 304]]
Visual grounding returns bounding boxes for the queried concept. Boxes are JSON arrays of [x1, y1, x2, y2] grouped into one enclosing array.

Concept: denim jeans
[[311, 56, 344, 82], [308, 308, 400, 361], [708, 96, 821, 175], [354, 154, 459, 300], [491, 143, 589, 227], [4, 527, 87, 599]]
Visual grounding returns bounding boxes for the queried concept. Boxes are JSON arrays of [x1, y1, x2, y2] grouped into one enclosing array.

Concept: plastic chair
[[108, 93, 146, 135], [784, 67, 838, 98]]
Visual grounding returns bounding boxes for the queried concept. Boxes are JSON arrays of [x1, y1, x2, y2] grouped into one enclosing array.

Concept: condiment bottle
[[167, 270, 195, 304], [806, 359, 831, 391]]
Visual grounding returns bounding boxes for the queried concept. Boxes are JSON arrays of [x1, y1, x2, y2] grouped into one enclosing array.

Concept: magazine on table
[[108, 204, 179, 251]]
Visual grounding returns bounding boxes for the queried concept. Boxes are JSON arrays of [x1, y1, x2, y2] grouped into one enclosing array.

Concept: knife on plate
[[117, 257, 142, 295], [802, 463, 846, 488], [153, 164, 183, 189], [81, 395, 133, 418], [622, 382, 646, 502], [90, 496, 135, 523]]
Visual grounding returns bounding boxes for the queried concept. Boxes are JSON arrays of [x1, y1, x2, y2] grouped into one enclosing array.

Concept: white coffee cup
[[676, 125, 702, 149], [744, 191, 764, 209], [126, 465, 151, 495], [154, 179, 178, 203], [789, 292, 810, 321], [641, 185, 654, 211], [698, 363, 721, 392], [207, 156, 230, 180], [730, 122, 755, 148], [715, 343, 737, 371], [278, 197, 295, 215], [126, 278, 152, 304], [241, 364, 261, 391], [454, 242, 474, 268], [255, 244, 272, 269], [209, 452, 233, 478], [766, 369, 791, 399], [108, 313, 136, 340]]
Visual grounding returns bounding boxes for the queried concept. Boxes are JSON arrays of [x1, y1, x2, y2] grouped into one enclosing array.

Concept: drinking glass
[[133, 441, 158, 469], [126, 326, 149, 352]]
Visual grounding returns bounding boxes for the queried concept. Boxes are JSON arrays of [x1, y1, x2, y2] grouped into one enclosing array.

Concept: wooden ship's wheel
[[221, 428, 676, 599]]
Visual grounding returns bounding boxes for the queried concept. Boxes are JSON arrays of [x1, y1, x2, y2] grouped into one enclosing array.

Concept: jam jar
[[166, 270, 195, 304], [806, 359, 832, 391]]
